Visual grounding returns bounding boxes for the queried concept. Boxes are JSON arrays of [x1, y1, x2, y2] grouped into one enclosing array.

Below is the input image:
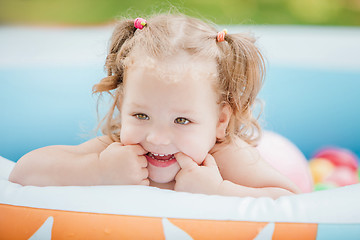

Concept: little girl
[[9, 14, 301, 198]]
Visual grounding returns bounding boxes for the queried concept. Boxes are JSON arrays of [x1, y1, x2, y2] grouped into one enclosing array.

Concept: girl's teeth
[[154, 154, 163, 156], [152, 153, 170, 157], [148, 153, 175, 161]]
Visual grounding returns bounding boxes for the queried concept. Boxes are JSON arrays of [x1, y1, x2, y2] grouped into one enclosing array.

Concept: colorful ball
[[257, 131, 313, 193], [324, 166, 359, 187], [313, 148, 358, 172], [309, 158, 335, 184], [313, 182, 338, 191]]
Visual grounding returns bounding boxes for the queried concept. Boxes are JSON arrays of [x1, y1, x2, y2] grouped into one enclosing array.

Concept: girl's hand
[[174, 153, 223, 195], [98, 143, 149, 186]]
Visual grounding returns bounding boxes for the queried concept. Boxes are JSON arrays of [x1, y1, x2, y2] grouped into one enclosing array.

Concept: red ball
[[313, 148, 358, 172]]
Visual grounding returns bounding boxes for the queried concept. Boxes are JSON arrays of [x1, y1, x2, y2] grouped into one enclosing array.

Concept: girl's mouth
[[145, 152, 177, 167]]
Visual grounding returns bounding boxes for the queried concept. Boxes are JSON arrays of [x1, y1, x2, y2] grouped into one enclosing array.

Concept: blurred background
[[0, 0, 359, 26], [1, 0, 360, 189]]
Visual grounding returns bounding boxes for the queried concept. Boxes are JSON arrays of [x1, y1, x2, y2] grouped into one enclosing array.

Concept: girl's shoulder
[[211, 137, 266, 185], [210, 137, 259, 164]]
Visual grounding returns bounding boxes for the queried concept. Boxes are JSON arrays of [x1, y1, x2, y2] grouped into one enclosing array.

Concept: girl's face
[[120, 56, 228, 184]]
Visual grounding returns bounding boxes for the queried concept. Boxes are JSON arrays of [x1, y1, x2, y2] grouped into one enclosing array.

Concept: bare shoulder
[[211, 137, 262, 178], [211, 137, 301, 193]]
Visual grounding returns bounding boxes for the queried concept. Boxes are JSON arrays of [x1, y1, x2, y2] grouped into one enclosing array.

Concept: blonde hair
[[93, 13, 265, 146]]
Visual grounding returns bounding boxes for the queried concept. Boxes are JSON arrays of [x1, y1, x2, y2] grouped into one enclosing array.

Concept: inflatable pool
[[1, 26, 360, 239], [1, 156, 360, 239]]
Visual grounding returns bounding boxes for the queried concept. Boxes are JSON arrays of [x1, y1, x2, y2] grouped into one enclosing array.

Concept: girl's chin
[[149, 176, 175, 184], [148, 169, 177, 183], [147, 163, 180, 184]]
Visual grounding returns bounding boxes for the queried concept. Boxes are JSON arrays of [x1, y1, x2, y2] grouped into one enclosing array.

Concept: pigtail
[[219, 33, 265, 146], [92, 19, 137, 142], [92, 19, 136, 94]]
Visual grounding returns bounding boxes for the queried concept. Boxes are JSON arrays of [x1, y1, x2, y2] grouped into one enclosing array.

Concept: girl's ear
[[216, 102, 232, 140]]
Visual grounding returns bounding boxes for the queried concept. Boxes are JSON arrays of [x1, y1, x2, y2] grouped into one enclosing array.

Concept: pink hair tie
[[134, 18, 147, 30], [217, 29, 228, 42]]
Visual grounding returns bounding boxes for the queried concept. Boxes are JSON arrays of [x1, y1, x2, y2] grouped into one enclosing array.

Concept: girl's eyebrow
[[129, 102, 197, 116], [172, 108, 197, 116], [129, 102, 147, 109]]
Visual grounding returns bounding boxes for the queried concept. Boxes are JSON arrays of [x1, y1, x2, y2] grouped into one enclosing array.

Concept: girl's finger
[[175, 152, 198, 170]]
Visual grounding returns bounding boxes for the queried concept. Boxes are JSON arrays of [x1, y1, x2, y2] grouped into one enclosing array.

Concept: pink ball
[[257, 131, 313, 193], [313, 148, 358, 172], [325, 166, 359, 187]]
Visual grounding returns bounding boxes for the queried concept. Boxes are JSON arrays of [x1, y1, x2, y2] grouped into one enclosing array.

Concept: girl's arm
[[175, 138, 301, 199], [212, 138, 302, 197], [9, 137, 111, 186], [218, 180, 294, 198], [9, 136, 149, 186]]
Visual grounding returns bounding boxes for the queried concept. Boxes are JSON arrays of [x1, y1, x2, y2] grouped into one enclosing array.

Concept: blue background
[[1, 64, 359, 162]]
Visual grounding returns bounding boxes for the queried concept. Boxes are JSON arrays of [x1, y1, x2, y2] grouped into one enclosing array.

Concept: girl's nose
[[146, 127, 171, 146]]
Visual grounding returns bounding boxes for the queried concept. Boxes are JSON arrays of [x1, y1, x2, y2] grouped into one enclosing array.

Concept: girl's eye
[[174, 117, 190, 125], [134, 113, 149, 120]]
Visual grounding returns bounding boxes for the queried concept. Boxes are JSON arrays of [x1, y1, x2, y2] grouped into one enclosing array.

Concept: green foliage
[[0, 0, 359, 26]]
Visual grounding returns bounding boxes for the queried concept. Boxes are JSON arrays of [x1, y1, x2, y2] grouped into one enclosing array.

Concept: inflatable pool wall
[[1, 156, 360, 239]]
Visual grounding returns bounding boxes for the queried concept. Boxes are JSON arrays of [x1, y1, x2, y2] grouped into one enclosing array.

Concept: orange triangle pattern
[[0, 203, 318, 239]]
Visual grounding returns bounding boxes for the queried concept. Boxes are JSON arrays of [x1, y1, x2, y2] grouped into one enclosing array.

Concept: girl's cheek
[[189, 139, 215, 164], [174, 134, 197, 162], [184, 142, 208, 165], [120, 125, 141, 145], [194, 152, 208, 165]]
